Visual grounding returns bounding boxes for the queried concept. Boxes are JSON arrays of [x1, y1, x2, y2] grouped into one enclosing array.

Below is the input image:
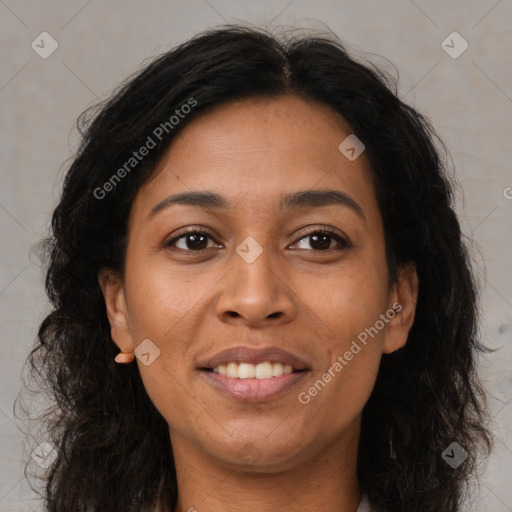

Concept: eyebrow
[[147, 189, 365, 220]]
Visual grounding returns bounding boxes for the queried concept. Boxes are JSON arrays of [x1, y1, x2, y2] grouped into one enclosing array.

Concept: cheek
[[123, 257, 214, 423], [124, 252, 214, 340], [296, 249, 387, 408], [136, 362, 201, 438], [302, 251, 388, 343], [298, 317, 383, 432]]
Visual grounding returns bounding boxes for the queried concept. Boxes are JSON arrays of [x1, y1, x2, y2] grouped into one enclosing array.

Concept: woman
[[29, 25, 493, 511]]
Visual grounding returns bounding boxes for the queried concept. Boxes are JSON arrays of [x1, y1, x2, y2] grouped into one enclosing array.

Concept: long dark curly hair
[[25, 25, 493, 512]]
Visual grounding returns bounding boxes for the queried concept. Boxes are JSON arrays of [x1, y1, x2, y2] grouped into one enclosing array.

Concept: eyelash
[[164, 226, 351, 254]]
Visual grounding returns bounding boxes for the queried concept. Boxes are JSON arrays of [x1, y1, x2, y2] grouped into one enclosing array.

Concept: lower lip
[[199, 370, 310, 402]]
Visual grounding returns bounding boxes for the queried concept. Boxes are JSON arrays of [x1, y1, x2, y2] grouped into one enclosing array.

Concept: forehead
[[131, 95, 376, 219], [162, 95, 358, 169]]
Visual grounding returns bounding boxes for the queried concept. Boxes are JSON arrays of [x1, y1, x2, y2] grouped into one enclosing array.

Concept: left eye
[[293, 229, 350, 251]]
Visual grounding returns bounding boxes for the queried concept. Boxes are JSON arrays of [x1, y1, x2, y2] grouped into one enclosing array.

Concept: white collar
[[356, 493, 372, 512]]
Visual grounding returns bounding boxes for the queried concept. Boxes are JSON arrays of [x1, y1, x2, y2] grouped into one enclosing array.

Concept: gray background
[[0, 1, 511, 510]]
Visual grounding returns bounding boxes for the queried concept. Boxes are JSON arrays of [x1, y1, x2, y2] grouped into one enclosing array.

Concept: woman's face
[[101, 94, 417, 471]]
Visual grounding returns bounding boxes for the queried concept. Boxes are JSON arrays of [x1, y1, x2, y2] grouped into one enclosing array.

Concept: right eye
[[165, 228, 222, 253]]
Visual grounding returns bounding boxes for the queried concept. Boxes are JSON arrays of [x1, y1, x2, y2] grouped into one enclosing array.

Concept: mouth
[[197, 346, 311, 402], [200, 362, 307, 379], [198, 367, 310, 402], [198, 345, 310, 373]]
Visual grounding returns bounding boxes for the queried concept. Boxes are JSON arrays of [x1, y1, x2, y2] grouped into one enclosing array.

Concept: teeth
[[227, 362, 238, 378], [272, 363, 284, 377], [255, 362, 272, 379], [238, 363, 255, 379], [211, 362, 296, 379]]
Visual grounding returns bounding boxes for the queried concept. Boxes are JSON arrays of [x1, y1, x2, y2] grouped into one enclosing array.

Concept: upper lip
[[199, 346, 310, 371]]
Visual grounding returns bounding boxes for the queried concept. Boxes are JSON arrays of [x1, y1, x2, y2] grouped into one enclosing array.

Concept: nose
[[215, 245, 297, 328]]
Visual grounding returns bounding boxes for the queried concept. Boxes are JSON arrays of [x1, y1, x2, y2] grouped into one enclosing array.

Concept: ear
[[382, 263, 419, 354], [98, 268, 135, 353]]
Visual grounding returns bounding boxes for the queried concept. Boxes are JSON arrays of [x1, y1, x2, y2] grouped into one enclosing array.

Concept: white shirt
[[357, 494, 373, 512]]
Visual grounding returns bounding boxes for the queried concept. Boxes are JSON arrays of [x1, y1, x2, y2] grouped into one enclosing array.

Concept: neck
[[171, 417, 362, 512]]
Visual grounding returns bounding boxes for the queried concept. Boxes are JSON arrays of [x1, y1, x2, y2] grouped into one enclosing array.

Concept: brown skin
[[99, 95, 418, 512]]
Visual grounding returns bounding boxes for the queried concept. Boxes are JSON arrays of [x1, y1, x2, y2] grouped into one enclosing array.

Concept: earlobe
[[98, 268, 135, 353], [382, 263, 419, 354]]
